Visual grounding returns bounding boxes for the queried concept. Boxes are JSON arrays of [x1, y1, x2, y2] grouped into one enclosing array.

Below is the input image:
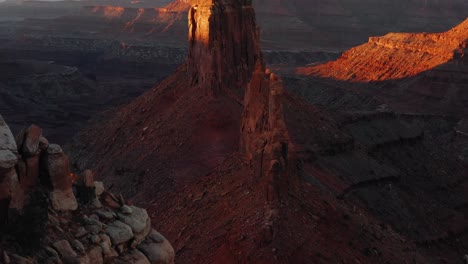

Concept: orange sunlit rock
[[92, 6, 125, 19], [297, 18, 468, 82], [85, 2, 191, 34]]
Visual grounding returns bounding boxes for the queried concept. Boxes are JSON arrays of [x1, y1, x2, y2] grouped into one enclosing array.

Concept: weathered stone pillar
[[44, 144, 78, 211], [77, 169, 96, 204], [17, 125, 43, 191]]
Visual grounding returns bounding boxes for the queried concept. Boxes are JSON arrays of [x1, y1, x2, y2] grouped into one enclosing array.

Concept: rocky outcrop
[[0, 117, 174, 264], [241, 62, 290, 198], [239, 61, 293, 243]]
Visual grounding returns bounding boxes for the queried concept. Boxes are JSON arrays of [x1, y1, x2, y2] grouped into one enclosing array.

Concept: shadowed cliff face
[[187, 0, 261, 96]]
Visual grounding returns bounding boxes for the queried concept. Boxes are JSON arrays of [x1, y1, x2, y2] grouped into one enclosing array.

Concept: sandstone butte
[[70, 0, 468, 263], [297, 17, 468, 81]]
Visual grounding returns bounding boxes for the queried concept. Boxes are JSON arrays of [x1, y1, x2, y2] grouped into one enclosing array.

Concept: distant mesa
[[297, 17, 468, 82], [83, 1, 190, 33]]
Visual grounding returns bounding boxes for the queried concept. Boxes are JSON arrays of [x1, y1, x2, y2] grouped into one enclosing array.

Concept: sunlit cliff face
[[188, 5, 209, 46], [297, 18, 468, 82], [186, 0, 261, 96]]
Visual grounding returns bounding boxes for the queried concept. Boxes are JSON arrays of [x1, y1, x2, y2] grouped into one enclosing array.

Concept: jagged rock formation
[[71, 0, 263, 194], [71, 0, 468, 263], [298, 18, 468, 81], [240, 61, 292, 242], [0, 115, 174, 264]]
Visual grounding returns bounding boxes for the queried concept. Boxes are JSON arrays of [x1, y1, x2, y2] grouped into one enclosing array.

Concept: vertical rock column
[[44, 144, 78, 211], [187, 0, 262, 96], [17, 125, 43, 190], [240, 62, 291, 243]]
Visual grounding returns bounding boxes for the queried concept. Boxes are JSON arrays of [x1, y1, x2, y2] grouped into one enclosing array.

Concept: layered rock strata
[[298, 18, 468, 81]]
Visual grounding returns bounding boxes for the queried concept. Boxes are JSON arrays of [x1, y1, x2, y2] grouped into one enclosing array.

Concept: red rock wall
[[187, 0, 262, 96]]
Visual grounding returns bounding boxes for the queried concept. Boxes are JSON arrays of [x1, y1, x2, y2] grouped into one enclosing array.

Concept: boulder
[[120, 205, 133, 215], [94, 181, 105, 196], [45, 145, 77, 211], [0, 150, 17, 169], [47, 144, 63, 154], [118, 206, 151, 243], [138, 236, 175, 264], [38, 136, 49, 151], [45, 145, 70, 189], [50, 189, 78, 211], [45, 247, 60, 258], [21, 125, 42, 156], [0, 115, 18, 153], [105, 220, 134, 245], [148, 230, 165, 244], [96, 210, 116, 220]]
